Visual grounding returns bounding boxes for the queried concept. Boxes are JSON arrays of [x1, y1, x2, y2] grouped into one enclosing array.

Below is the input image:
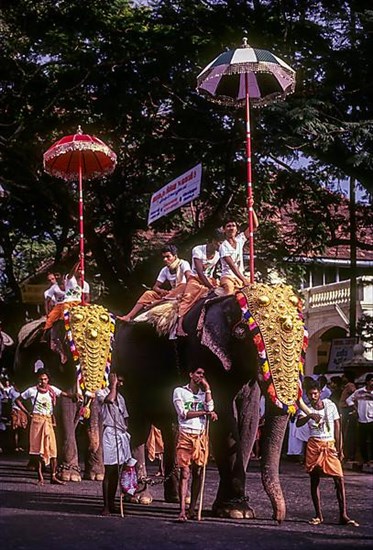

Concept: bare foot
[[187, 510, 197, 520], [37, 479, 45, 486], [177, 513, 188, 523], [100, 508, 111, 516], [117, 315, 131, 322], [51, 476, 65, 485]]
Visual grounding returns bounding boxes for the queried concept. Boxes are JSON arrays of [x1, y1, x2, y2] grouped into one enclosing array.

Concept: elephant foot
[[124, 493, 153, 505], [212, 499, 256, 520], [85, 471, 104, 481], [58, 465, 82, 482]]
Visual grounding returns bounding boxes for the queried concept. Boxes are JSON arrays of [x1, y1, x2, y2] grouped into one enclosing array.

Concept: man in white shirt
[[16, 369, 81, 485], [44, 272, 65, 314], [219, 202, 259, 295], [296, 381, 358, 527], [346, 373, 373, 466], [118, 244, 192, 322], [173, 367, 218, 522], [176, 231, 223, 336]]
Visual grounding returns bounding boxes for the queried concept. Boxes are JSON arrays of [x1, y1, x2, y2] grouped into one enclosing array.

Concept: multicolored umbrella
[[197, 38, 296, 282], [43, 127, 117, 302]]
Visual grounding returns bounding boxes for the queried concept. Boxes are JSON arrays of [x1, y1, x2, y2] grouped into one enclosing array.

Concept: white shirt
[[156, 260, 191, 289], [191, 245, 220, 278], [346, 387, 373, 423], [64, 275, 90, 303], [219, 232, 247, 277], [21, 385, 62, 416], [299, 399, 339, 441], [173, 385, 214, 434], [44, 283, 65, 304]]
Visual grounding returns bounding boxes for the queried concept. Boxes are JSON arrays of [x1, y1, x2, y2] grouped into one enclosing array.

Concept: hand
[[75, 393, 83, 403], [199, 377, 210, 391], [248, 196, 254, 208], [209, 411, 218, 422], [309, 413, 322, 423]]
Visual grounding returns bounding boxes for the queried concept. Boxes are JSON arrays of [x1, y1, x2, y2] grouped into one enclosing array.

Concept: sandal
[[308, 517, 323, 525], [343, 519, 359, 527]]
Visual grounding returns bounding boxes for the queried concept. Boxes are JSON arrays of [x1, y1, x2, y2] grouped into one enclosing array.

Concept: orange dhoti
[[146, 425, 164, 462], [29, 414, 57, 466], [11, 409, 28, 430], [220, 275, 243, 295], [44, 301, 81, 330], [305, 437, 343, 477], [137, 284, 186, 308], [175, 430, 209, 467], [178, 276, 213, 317]]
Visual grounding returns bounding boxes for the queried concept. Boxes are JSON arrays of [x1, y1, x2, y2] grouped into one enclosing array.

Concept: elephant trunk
[[260, 413, 289, 523]]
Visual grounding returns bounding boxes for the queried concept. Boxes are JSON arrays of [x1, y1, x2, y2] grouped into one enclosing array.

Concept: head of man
[[209, 230, 224, 250], [223, 219, 238, 239], [47, 272, 57, 285], [365, 373, 373, 391], [307, 381, 321, 407], [37, 369, 50, 389], [319, 375, 328, 389], [342, 370, 355, 385], [161, 244, 179, 267], [188, 367, 206, 389]]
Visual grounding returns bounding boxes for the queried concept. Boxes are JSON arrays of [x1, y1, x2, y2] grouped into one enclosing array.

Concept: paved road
[[0, 455, 372, 549]]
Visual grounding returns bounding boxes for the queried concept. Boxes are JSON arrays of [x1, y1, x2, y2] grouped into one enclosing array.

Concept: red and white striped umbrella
[[197, 39, 296, 281], [43, 127, 117, 301]]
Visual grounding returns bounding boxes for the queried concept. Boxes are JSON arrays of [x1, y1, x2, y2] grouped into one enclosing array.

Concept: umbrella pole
[[245, 73, 255, 283], [78, 152, 85, 304]]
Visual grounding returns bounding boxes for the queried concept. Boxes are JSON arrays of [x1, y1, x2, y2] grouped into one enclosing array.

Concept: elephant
[[13, 305, 115, 482], [113, 283, 307, 522]]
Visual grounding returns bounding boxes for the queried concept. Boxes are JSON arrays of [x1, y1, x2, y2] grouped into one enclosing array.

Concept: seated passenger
[[43, 261, 90, 332], [118, 244, 192, 323], [220, 203, 259, 295], [176, 231, 223, 336]]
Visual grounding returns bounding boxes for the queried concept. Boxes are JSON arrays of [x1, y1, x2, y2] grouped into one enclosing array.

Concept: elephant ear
[[236, 283, 307, 414], [199, 296, 241, 371]]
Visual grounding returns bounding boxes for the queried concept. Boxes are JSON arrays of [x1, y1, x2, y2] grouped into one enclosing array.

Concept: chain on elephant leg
[[212, 477, 256, 520]]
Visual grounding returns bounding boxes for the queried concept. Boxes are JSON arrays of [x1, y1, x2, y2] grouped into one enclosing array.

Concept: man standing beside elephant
[[173, 367, 218, 522], [15, 369, 81, 485], [96, 372, 135, 516], [219, 201, 259, 295], [296, 380, 359, 527]]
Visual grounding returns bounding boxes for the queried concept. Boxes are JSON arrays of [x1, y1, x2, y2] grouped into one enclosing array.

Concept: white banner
[[147, 163, 202, 225], [327, 337, 358, 372]]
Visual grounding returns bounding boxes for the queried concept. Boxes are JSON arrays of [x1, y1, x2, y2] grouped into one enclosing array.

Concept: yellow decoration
[[69, 305, 112, 396], [241, 283, 304, 406]]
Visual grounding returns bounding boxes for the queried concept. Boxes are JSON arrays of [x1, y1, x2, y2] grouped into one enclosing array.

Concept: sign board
[[147, 163, 202, 225], [327, 337, 358, 372]]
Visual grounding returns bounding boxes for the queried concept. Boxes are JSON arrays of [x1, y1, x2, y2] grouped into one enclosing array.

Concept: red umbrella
[[43, 126, 117, 303], [197, 38, 296, 282]]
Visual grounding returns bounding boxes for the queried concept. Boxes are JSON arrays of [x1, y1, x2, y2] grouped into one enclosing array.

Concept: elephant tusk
[[298, 396, 312, 416]]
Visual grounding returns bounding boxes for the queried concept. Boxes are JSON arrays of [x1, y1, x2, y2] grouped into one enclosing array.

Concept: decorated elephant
[[113, 283, 308, 522], [14, 305, 115, 482]]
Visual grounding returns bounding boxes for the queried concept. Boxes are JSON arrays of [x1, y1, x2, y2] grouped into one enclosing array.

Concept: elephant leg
[[211, 389, 254, 519], [58, 394, 81, 482], [260, 412, 289, 523], [157, 418, 178, 503], [84, 398, 104, 481]]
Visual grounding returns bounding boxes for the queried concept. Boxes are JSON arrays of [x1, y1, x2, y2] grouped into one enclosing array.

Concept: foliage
[[0, 0, 372, 308]]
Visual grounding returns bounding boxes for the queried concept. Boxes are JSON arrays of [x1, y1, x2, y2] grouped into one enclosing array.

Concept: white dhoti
[[102, 426, 132, 465]]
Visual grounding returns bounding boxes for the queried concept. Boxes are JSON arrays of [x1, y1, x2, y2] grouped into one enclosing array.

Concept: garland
[[236, 291, 308, 415]]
